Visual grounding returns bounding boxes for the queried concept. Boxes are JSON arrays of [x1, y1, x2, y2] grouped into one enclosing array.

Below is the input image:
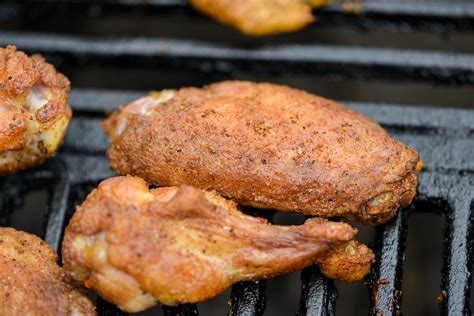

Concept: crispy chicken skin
[[0, 46, 72, 175], [0, 227, 96, 316], [103, 81, 421, 225], [62, 176, 374, 312]]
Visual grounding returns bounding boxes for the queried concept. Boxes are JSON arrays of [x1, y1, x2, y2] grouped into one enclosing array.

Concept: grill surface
[[1, 31, 474, 85], [0, 1, 473, 315], [1, 91, 472, 315], [2, 0, 474, 32]]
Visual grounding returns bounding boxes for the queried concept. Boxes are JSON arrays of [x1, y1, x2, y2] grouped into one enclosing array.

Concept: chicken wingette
[[103, 81, 421, 225], [62, 176, 374, 312], [0, 227, 96, 316], [190, 0, 335, 36], [0, 46, 71, 175]]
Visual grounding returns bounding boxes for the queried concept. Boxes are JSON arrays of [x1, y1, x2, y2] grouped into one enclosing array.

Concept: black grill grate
[[1, 91, 472, 315], [0, 1, 473, 315], [0, 31, 473, 85]]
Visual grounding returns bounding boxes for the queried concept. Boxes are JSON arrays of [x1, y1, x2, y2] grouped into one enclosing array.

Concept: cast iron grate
[[0, 90, 472, 315], [0, 0, 473, 315]]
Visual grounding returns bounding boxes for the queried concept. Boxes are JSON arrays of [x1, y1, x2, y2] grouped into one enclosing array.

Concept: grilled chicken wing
[[0, 227, 96, 316], [62, 176, 374, 312], [0, 46, 71, 175], [103, 81, 421, 225], [190, 0, 315, 36]]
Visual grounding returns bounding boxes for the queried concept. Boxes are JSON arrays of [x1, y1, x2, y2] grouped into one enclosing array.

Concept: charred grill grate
[[0, 1, 473, 315]]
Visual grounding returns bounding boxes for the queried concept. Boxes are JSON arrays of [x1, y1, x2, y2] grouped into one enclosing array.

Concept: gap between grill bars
[[1, 89, 472, 315]]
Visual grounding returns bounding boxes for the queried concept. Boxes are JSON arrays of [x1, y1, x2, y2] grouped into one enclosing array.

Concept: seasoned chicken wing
[[0, 227, 96, 316], [0, 46, 71, 175], [62, 176, 374, 312], [103, 81, 421, 225]]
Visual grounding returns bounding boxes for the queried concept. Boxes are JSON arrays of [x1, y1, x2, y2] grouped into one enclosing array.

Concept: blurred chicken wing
[[190, 0, 318, 36], [0, 227, 96, 316], [62, 176, 374, 312], [0, 46, 71, 175], [103, 81, 421, 225]]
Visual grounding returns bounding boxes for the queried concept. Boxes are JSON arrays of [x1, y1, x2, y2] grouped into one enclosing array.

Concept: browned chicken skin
[[190, 0, 339, 36], [0, 46, 72, 175], [62, 176, 374, 312], [0, 227, 96, 316], [103, 81, 421, 225]]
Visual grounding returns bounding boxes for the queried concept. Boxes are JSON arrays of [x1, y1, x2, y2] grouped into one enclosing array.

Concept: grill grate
[[2, 0, 474, 33], [0, 31, 473, 85], [1, 90, 472, 315], [1, 1, 473, 315]]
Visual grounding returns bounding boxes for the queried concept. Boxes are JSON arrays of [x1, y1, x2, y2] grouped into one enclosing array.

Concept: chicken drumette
[[103, 81, 421, 225], [0, 46, 71, 175], [0, 227, 96, 316], [62, 176, 374, 312]]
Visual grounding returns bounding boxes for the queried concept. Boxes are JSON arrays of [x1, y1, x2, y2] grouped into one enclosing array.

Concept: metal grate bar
[[226, 209, 272, 316], [440, 187, 474, 315], [298, 265, 337, 316], [368, 207, 408, 315], [69, 89, 144, 114], [44, 161, 70, 251], [1, 32, 474, 84], [318, 1, 474, 33], [230, 281, 266, 316], [9, 0, 474, 18], [324, 1, 474, 18]]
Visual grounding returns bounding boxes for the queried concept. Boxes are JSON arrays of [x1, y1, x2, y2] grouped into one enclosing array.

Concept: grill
[[0, 1, 473, 315]]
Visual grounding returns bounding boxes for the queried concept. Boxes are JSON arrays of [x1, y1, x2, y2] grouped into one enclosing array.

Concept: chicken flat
[[62, 176, 374, 312], [190, 0, 319, 36], [103, 81, 421, 225], [0, 46, 72, 175], [0, 227, 96, 316]]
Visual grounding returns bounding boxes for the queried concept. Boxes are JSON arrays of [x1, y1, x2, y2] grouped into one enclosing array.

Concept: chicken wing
[[103, 81, 421, 225], [62, 176, 374, 312], [0, 46, 71, 175], [0, 227, 96, 316], [190, 0, 316, 36]]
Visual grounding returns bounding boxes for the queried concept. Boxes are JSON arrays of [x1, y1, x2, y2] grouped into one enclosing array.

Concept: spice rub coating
[[0, 46, 71, 175], [0, 227, 96, 316], [62, 176, 374, 312], [103, 81, 421, 225]]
